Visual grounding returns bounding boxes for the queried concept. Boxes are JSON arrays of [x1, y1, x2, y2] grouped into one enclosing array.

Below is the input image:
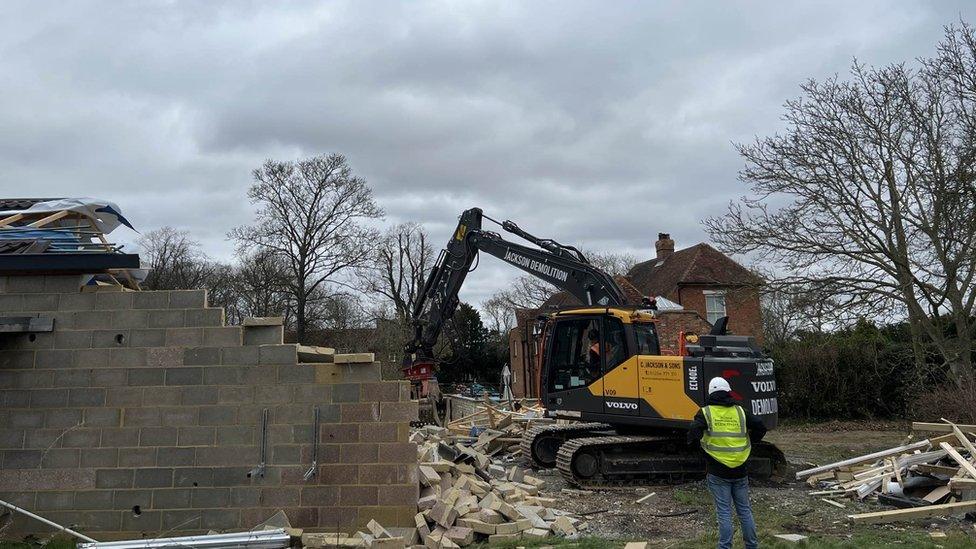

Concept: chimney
[[655, 233, 674, 259]]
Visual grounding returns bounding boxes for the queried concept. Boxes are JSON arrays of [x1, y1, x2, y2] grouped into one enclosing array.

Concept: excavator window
[[548, 318, 601, 391], [634, 322, 661, 355]]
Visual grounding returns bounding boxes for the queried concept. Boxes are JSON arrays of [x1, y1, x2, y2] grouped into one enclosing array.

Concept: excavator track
[[556, 435, 787, 488], [521, 422, 614, 469]]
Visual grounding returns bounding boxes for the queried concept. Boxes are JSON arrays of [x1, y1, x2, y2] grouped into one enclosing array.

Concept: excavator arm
[[405, 208, 628, 362]]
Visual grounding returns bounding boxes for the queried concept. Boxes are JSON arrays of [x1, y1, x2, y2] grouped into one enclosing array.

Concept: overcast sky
[[1, 1, 973, 306]]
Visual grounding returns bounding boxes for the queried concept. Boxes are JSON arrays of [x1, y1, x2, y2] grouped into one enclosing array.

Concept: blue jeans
[[706, 473, 758, 549]]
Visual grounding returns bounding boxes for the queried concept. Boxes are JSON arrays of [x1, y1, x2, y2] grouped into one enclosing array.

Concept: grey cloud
[[1, 0, 974, 306]]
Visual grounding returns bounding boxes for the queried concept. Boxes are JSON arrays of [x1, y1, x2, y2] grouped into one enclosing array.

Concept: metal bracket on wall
[[247, 408, 269, 478], [303, 405, 320, 481]]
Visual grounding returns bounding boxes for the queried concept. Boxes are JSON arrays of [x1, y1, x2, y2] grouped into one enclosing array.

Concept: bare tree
[[230, 153, 383, 343], [706, 23, 976, 385], [138, 226, 217, 290], [482, 293, 516, 334], [362, 222, 434, 323], [230, 249, 293, 325]]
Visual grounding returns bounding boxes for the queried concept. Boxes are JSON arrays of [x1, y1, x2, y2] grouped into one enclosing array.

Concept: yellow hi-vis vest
[[701, 404, 751, 468]]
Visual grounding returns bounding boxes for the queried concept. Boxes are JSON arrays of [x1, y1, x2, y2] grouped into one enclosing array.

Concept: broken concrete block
[[367, 520, 392, 539], [443, 526, 473, 547], [523, 528, 549, 540], [487, 533, 519, 543], [419, 465, 441, 487], [623, 543, 648, 549], [551, 516, 577, 536], [478, 508, 504, 524], [494, 522, 521, 535], [456, 518, 495, 535], [429, 501, 459, 529]]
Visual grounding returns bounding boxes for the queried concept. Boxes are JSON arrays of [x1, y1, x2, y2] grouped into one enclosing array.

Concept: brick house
[[508, 233, 762, 398]]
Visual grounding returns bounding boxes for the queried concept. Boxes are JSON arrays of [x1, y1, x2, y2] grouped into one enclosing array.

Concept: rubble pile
[[798, 420, 976, 523], [409, 424, 585, 546]]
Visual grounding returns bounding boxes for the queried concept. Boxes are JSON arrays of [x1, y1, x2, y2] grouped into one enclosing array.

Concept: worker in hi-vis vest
[[688, 377, 768, 549]]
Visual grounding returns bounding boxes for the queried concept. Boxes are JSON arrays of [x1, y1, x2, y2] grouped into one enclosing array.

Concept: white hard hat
[[708, 377, 732, 395]]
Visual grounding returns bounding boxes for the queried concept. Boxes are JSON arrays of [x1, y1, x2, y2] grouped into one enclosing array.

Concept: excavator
[[404, 208, 785, 487]]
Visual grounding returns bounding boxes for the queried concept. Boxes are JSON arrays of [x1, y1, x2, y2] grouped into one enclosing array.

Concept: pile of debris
[[443, 399, 547, 453], [797, 420, 976, 523], [409, 424, 585, 546]]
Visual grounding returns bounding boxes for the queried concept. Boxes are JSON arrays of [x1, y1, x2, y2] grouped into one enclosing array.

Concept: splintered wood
[[407, 423, 583, 546], [801, 419, 976, 523]]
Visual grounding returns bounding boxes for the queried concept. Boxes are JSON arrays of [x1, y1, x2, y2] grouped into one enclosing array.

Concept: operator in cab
[[688, 377, 767, 549]]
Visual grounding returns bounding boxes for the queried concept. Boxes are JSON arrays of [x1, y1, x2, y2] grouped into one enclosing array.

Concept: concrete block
[[73, 310, 115, 330], [340, 443, 378, 464], [363, 382, 402, 402], [168, 290, 207, 309], [380, 402, 418, 423], [189, 487, 230, 508], [134, 468, 174, 488], [377, 443, 417, 464], [194, 446, 259, 467], [73, 490, 114, 510], [165, 327, 204, 347], [204, 326, 242, 347], [132, 291, 169, 309], [52, 369, 91, 388], [244, 325, 283, 346], [29, 388, 68, 408], [221, 345, 260, 365], [332, 383, 361, 403], [95, 292, 133, 310], [84, 408, 122, 427], [231, 487, 261, 507], [216, 425, 254, 445], [106, 387, 143, 406], [0, 468, 95, 491], [129, 329, 166, 347], [260, 344, 297, 364], [183, 347, 220, 366], [152, 488, 191, 509], [182, 386, 218, 405], [0, 350, 35, 369], [123, 407, 161, 427], [118, 447, 156, 467], [111, 347, 148, 368], [335, 353, 374, 364], [127, 368, 164, 386], [1, 389, 31, 407], [91, 369, 126, 387], [34, 350, 75, 369], [5, 276, 48, 294], [0, 293, 23, 311], [53, 330, 93, 350], [184, 308, 224, 327], [2, 449, 43, 468], [157, 447, 196, 466], [278, 365, 316, 384], [254, 385, 291, 404], [174, 468, 213, 487], [160, 510, 202, 530], [112, 309, 151, 329], [36, 491, 75, 510], [148, 309, 185, 328], [59, 293, 96, 311], [159, 407, 198, 425], [212, 466, 253, 487], [21, 294, 59, 311], [142, 387, 183, 406], [61, 429, 100, 448], [340, 485, 378, 506], [80, 448, 119, 468], [146, 347, 183, 368], [198, 406, 238, 425], [243, 317, 283, 326], [178, 426, 215, 446], [44, 276, 85, 293], [291, 384, 330, 403], [113, 488, 154, 510], [68, 388, 106, 407], [359, 423, 399, 443], [165, 367, 203, 386], [341, 403, 379, 423], [139, 427, 178, 446], [321, 423, 359, 444], [91, 330, 128, 348], [101, 428, 141, 448], [41, 448, 81, 468], [76, 348, 110, 369], [218, 386, 253, 404], [97, 469, 134, 489]]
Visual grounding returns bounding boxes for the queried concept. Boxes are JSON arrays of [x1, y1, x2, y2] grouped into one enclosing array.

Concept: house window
[[704, 291, 727, 324]]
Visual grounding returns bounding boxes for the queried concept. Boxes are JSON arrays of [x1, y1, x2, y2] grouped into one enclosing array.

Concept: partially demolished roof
[[0, 197, 140, 286]]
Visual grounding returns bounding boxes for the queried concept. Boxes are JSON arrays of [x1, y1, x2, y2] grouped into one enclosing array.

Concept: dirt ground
[[523, 422, 976, 548]]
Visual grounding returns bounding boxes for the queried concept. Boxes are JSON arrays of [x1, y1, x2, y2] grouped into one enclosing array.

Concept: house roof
[[538, 243, 759, 310], [626, 243, 760, 299]]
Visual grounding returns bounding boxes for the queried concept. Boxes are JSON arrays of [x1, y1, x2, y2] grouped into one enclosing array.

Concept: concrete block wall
[[0, 275, 418, 539]]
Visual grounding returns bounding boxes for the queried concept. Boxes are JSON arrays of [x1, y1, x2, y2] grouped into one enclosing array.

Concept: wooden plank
[[913, 422, 976, 434], [848, 500, 976, 523], [795, 440, 931, 480], [940, 442, 976, 479], [27, 210, 70, 228], [914, 464, 961, 476], [948, 478, 976, 491], [923, 486, 951, 503], [946, 420, 976, 464], [0, 213, 25, 227]]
